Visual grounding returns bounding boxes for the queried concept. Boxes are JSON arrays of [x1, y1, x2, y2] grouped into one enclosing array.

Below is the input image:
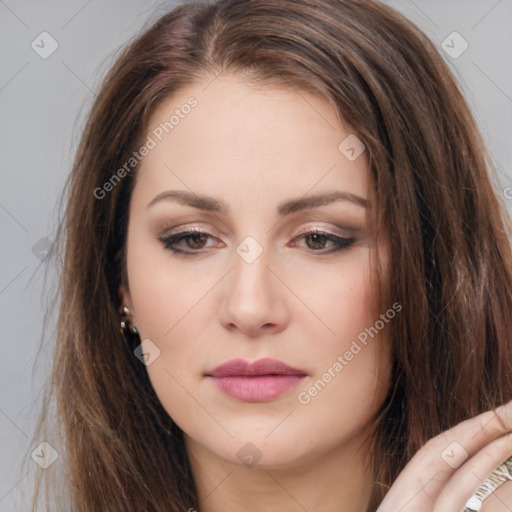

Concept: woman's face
[[119, 73, 392, 469]]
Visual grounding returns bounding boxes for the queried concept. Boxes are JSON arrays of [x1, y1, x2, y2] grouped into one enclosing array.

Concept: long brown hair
[[31, 0, 512, 510]]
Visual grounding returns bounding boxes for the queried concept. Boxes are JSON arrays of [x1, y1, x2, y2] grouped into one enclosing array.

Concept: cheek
[[292, 251, 381, 354], [291, 252, 390, 420], [126, 249, 217, 429], [127, 239, 217, 343], [125, 242, 221, 411]]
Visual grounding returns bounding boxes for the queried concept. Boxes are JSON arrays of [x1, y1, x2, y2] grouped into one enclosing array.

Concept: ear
[[118, 283, 135, 319]]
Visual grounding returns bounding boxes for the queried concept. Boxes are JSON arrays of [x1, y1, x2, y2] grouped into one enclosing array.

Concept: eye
[[157, 227, 221, 255], [157, 226, 356, 256], [290, 228, 356, 253]]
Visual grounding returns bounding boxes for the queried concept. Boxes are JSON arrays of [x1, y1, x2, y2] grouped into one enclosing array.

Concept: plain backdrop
[[0, 0, 511, 510]]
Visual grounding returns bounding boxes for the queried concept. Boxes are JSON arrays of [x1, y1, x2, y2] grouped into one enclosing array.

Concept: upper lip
[[206, 358, 307, 377]]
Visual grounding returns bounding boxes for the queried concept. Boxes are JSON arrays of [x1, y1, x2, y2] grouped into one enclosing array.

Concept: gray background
[[0, 0, 511, 509]]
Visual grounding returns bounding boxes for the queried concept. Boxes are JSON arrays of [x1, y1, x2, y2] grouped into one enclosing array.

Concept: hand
[[377, 399, 512, 512]]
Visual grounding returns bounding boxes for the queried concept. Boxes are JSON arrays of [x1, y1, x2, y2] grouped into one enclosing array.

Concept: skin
[[118, 73, 512, 511], [378, 405, 512, 512], [119, 73, 392, 512]]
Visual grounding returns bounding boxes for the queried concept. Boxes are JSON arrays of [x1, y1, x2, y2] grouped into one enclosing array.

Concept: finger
[[413, 399, 512, 477], [377, 400, 512, 511], [432, 434, 512, 512]]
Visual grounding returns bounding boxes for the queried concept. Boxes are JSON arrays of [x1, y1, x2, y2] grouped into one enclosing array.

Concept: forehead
[[132, 73, 369, 211]]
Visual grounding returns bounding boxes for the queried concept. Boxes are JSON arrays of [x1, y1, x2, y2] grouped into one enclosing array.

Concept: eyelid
[[160, 223, 352, 240], [293, 223, 355, 238], [161, 224, 217, 237]]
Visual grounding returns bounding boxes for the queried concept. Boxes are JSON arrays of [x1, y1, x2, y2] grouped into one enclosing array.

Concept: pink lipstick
[[206, 358, 307, 403]]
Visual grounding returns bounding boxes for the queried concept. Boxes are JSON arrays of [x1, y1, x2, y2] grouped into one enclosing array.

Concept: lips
[[205, 358, 307, 402]]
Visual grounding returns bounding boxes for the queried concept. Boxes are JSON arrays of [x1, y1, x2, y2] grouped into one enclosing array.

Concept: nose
[[218, 243, 291, 337]]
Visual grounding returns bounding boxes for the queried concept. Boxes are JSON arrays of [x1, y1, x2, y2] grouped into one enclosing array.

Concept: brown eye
[[158, 229, 219, 255], [291, 229, 356, 254], [305, 232, 330, 250], [184, 232, 209, 249]]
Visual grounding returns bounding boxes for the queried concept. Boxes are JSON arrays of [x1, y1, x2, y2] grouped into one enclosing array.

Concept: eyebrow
[[147, 190, 369, 215]]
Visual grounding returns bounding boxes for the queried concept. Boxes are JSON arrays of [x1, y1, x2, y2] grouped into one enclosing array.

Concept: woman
[[32, 0, 512, 510]]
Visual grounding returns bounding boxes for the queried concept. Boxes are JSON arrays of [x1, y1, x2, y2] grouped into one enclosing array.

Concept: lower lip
[[210, 375, 305, 402]]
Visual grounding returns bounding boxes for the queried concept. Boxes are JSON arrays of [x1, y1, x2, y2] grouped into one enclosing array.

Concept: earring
[[120, 306, 138, 335]]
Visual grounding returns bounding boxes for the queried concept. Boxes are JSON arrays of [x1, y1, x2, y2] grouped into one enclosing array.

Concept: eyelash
[[157, 227, 356, 256]]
